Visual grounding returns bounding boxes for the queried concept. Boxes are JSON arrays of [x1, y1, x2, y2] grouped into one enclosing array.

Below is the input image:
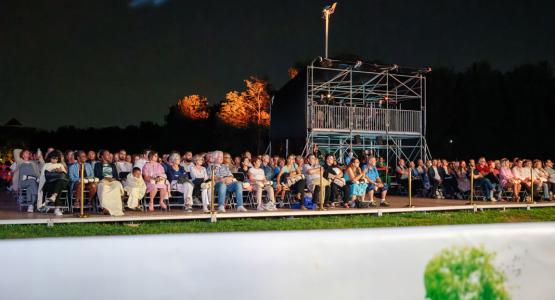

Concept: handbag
[[45, 171, 70, 184], [286, 174, 305, 187], [177, 175, 190, 184]]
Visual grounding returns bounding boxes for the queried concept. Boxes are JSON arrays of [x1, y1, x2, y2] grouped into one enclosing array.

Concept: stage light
[[322, 3, 338, 59], [354, 60, 363, 69]]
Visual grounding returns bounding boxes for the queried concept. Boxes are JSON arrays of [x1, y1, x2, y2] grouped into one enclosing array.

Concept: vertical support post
[[324, 12, 329, 59], [210, 166, 216, 222], [407, 167, 414, 208], [469, 167, 475, 205], [78, 162, 87, 218], [319, 167, 325, 210], [530, 168, 534, 203]]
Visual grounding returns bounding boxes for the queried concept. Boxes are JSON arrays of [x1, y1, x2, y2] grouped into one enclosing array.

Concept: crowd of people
[[2, 146, 555, 217]]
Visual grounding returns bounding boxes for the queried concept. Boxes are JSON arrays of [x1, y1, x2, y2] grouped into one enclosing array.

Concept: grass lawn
[[1, 207, 555, 239]]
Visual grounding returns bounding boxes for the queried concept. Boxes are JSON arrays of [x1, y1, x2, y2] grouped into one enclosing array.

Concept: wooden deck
[[1, 191, 554, 225]]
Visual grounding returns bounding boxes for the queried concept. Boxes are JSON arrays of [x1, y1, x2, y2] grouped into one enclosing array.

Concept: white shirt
[[133, 158, 147, 171], [248, 167, 265, 181], [190, 165, 208, 181]]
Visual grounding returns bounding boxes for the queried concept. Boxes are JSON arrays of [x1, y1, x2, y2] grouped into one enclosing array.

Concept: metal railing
[[310, 104, 421, 134]]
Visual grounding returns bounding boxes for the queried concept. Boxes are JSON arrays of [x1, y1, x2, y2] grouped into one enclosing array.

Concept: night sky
[[1, 0, 554, 130]]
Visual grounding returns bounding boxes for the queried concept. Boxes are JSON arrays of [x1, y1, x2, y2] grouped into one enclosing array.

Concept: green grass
[[1, 207, 555, 239]]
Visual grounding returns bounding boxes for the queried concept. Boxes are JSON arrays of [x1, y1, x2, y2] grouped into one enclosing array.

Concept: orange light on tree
[[177, 94, 209, 120], [218, 77, 271, 128]]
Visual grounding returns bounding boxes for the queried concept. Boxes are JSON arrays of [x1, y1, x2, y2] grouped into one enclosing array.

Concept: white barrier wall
[[1, 223, 554, 300]]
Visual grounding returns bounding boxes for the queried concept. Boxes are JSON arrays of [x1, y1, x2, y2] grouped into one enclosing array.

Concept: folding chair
[[42, 190, 71, 213]]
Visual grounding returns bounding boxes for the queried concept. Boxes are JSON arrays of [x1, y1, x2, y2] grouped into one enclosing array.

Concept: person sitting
[[455, 161, 471, 196], [238, 157, 251, 180], [364, 156, 389, 207], [166, 152, 194, 212], [343, 158, 368, 207], [261, 154, 274, 182], [93, 150, 124, 216], [115, 149, 133, 178], [248, 157, 276, 211], [428, 159, 444, 199], [69, 150, 98, 208], [124, 167, 147, 210], [141, 151, 169, 212], [65, 150, 77, 171], [408, 161, 423, 195], [532, 160, 550, 201], [13, 148, 42, 213], [416, 159, 430, 193], [207, 151, 247, 213], [180, 151, 194, 171], [395, 159, 410, 193], [469, 159, 496, 202], [303, 154, 331, 209], [543, 160, 555, 201], [441, 161, 460, 199], [512, 159, 531, 193], [499, 158, 522, 202], [276, 154, 307, 209], [323, 154, 344, 207], [86, 150, 98, 169], [38, 150, 69, 216], [190, 154, 211, 213]]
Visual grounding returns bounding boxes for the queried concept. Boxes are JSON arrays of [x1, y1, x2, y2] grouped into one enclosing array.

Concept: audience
[[5, 145, 555, 217]]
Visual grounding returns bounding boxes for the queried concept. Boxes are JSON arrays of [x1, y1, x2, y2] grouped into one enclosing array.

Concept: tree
[[177, 95, 209, 120], [218, 77, 271, 128], [424, 246, 509, 300]]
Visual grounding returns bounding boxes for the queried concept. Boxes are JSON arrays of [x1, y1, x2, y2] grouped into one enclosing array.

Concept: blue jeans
[[215, 181, 243, 207], [476, 178, 493, 198]]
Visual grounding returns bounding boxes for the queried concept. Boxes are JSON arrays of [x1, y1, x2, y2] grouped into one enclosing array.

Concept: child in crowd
[[124, 167, 146, 210]]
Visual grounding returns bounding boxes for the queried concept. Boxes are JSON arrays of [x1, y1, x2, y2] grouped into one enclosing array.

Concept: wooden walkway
[[1, 191, 554, 225]]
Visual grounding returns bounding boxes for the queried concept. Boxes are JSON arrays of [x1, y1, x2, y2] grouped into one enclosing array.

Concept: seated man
[[303, 154, 331, 209], [69, 150, 97, 208], [207, 151, 247, 213], [409, 161, 423, 194], [364, 156, 389, 207], [94, 150, 124, 216], [428, 159, 444, 199], [469, 159, 496, 201], [395, 159, 409, 193]]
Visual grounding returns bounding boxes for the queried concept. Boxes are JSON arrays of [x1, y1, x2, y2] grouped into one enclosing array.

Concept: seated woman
[[142, 151, 169, 212], [124, 167, 147, 210], [13, 148, 42, 213], [499, 158, 521, 202], [344, 158, 368, 207], [455, 161, 471, 195], [69, 150, 98, 208], [190, 154, 211, 213], [93, 150, 124, 216], [276, 154, 307, 209], [166, 152, 194, 212], [248, 157, 276, 211], [38, 150, 69, 216]]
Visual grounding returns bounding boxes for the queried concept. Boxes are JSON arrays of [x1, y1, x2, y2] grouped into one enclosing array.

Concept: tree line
[[1, 61, 554, 159]]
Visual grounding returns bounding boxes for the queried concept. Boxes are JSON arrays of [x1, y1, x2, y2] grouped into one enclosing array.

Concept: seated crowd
[[4, 146, 555, 217]]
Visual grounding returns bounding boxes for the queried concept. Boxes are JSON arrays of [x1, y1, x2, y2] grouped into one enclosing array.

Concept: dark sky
[[1, 0, 554, 130]]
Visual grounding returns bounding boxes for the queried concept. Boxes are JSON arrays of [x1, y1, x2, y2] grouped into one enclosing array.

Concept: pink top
[[142, 162, 168, 192], [499, 167, 515, 188]]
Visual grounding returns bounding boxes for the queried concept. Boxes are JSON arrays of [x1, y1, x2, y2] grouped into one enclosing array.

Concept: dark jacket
[[94, 162, 119, 180]]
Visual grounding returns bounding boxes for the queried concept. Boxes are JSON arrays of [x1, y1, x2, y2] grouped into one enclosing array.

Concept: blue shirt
[[365, 166, 380, 182], [166, 165, 187, 181]]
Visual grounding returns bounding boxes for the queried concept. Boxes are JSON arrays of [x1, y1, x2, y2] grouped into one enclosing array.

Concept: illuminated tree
[[218, 77, 271, 128], [217, 91, 250, 128], [288, 67, 299, 79], [177, 95, 209, 120]]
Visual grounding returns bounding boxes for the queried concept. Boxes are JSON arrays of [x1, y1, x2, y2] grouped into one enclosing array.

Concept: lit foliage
[[218, 77, 271, 128], [424, 246, 509, 300], [177, 95, 209, 120], [288, 67, 299, 79]]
